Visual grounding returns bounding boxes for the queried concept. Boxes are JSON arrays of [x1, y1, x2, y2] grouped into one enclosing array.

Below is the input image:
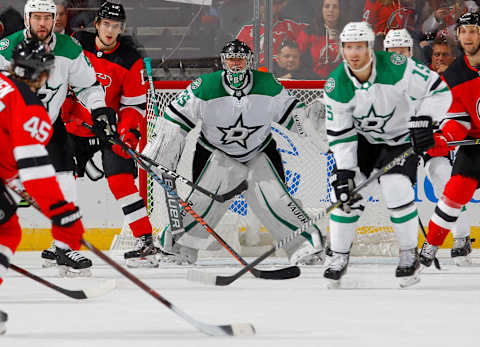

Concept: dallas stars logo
[[217, 113, 262, 149], [353, 105, 395, 134], [37, 82, 61, 113]]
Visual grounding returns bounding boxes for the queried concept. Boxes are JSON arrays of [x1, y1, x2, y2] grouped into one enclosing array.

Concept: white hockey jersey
[[0, 30, 105, 123], [324, 51, 452, 170], [164, 70, 303, 162]]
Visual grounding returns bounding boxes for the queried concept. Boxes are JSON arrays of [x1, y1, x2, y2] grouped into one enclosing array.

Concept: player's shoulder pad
[[9, 78, 44, 107], [250, 70, 283, 96], [442, 55, 477, 90], [374, 50, 408, 85], [53, 32, 83, 60], [0, 30, 26, 60], [324, 62, 354, 103], [189, 70, 228, 101], [73, 30, 96, 52]]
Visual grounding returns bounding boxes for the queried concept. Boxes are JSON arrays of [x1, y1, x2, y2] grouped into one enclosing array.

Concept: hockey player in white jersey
[[143, 39, 324, 265], [323, 22, 452, 288], [383, 28, 472, 265], [0, 0, 114, 275]]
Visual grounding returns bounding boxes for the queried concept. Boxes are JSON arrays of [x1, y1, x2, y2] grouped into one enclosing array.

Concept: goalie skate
[[56, 247, 92, 277], [289, 240, 324, 265], [0, 310, 7, 335], [451, 237, 473, 266], [40, 242, 57, 268], [124, 234, 159, 268], [396, 248, 421, 288]]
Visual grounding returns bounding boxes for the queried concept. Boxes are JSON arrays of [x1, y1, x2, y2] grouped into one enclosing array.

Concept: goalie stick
[[81, 238, 255, 337], [92, 126, 300, 283], [6, 178, 254, 336], [9, 264, 115, 300]]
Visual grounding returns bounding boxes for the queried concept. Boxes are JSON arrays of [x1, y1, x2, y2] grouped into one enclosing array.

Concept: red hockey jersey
[[440, 55, 480, 140], [62, 31, 146, 137], [0, 73, 72, 217], [363, 0, 417, 35]]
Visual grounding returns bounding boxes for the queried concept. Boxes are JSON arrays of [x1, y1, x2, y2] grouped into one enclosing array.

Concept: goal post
[[111, 79, 397, 257]]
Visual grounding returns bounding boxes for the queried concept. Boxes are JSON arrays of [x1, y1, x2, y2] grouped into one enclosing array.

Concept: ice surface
[[1, 251, 480, 347]]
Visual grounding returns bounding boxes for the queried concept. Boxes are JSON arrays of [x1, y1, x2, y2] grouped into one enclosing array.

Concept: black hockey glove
[[330, 169, 362, 213], [409, 115, 434, 155], [91, 107, 117, 139]]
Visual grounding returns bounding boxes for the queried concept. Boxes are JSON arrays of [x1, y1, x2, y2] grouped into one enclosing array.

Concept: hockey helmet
[[220, 39, 253, 90], [96, 1, 127, 23], [339, 22, 375, 72], [24, 0, 57, 35], [456, 12, 480, 35], [384, 29, 413, 50], [11, 38, 55, 80]]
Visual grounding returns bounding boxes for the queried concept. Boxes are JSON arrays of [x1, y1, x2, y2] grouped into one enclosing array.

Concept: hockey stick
[[80, 238, 255, 337], [446, 139, 480, 146], [9, 263, 115, 300], [94, 127, 300, 283], [210, 147, 417, 283]]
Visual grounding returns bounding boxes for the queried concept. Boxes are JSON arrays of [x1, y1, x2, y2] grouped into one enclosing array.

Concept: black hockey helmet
[[220, 39, 253, 90], [96, 1, 126, 23], [11, 38, 54, 80], [456, 12, 480, 32]]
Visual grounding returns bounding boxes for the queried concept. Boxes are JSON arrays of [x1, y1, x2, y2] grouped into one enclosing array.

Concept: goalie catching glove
[[408, 115, 434, 154], [330, 169, 362, 213], [91, 107, 117, 139]]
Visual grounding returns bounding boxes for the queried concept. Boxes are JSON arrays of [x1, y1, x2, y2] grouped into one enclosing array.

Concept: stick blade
[[186, 269, 218, 286], [83, 279, 116, 298], [225, 323, 256, 337], [255, 266, 300, 280]]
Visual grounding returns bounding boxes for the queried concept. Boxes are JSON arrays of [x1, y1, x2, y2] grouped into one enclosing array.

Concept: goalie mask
[[12, 38, 55, 81], [220, 39, 253, 90], [24, 0, 57, 40], [340, 22, 375, 73]]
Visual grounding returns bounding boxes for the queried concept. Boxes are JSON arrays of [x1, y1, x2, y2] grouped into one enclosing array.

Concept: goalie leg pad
[[244, 153, 323, 259], [174, 150, 248, 251], [380, 174, 418, 250]]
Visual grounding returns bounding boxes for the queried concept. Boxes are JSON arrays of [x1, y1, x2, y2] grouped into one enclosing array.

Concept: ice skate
[[172, 244, 198, 265], [124, 234, 158, 268], [396, 248, 421, 288], [40, 241, 57, 268], [0, 310, 7, 335], [289, 240, 324, 265], [419, 241, 439, 268], [451, 237, 473, 266], [323, 251, 349, 289], [56, 247, 92, 277]]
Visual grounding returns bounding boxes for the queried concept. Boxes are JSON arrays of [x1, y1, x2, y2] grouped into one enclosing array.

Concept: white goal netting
[[110, 80, 398, 257]]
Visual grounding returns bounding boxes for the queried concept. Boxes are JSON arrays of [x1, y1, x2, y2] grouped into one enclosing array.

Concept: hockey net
[[110, 80, 397, 257]]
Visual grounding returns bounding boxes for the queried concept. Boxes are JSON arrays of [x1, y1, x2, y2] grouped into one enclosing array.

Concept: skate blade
[[0, 323, 6, 335], [126, 257, 159, 268], [326, 279, 341, 289], [399, 273, 420, 288], [58, 266, 92, 278], [42, 259, 57, 268], [454, 255, 472, 266]]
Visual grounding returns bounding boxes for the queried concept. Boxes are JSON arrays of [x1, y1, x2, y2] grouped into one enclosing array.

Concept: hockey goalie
[[143, 39, 324, 265]]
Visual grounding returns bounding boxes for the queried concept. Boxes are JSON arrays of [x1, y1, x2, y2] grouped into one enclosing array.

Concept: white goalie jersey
[[161, 69, 304, 163]]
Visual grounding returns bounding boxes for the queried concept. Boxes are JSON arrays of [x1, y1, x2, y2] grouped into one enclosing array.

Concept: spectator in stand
[[273, 40, 312, 79], [54, 0, 72, 35], [422, 0, 478, 40], [430, 35, 456, 73], [236, 0, 309, 64], [363, 0, 419, 38], [0, 7, 23, 40], [297, 0, 344, 79]]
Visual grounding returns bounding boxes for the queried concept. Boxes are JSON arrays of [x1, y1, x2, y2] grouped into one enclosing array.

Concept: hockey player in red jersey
[[420, 12, 480, 267], [60, 1, 157, 268], [0, 39, 91, 332]]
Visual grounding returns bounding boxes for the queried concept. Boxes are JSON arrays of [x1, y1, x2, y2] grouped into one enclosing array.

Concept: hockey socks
[[107, 173, 153, 238], [428, 175, 477, 246]]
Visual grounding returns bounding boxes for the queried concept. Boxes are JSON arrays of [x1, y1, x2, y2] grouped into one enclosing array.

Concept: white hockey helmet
[[340, 22, 375, 72], [24, 0, 57, 34], [384, 29, 413, 50]]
